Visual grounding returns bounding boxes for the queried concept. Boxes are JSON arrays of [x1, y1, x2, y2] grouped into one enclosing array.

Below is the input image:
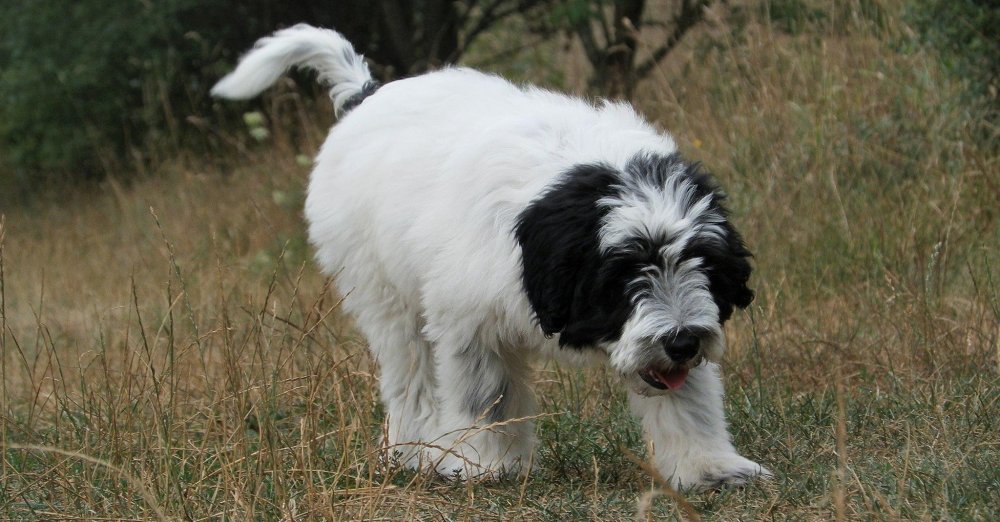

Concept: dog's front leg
[[430, 332, 537, 479], [628, 362, 771, 490]]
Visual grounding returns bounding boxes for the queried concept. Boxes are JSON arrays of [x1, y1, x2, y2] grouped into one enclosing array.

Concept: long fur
[[210, 24, 375, 116], [213, 24, 771, 490]]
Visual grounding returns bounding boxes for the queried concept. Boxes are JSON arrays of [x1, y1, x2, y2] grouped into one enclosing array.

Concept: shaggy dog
[[213, 24, 771, 490]]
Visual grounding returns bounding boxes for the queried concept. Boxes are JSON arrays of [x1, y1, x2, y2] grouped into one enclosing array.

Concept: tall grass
[[2, 1, 997, 519]]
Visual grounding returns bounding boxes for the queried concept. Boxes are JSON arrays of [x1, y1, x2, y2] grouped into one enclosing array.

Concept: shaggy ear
[[515, 164, 621, 343], [555, 252, 640, 347], [679, 162, 755, 323], [706, 223, 754, 323], [680, 222, 753, 323]]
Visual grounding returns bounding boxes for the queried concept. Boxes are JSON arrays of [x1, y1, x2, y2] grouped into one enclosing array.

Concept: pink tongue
[[654, 368, 690, 390]]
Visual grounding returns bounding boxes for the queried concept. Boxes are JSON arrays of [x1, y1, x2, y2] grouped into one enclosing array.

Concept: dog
[[212, 24, 771, 490]]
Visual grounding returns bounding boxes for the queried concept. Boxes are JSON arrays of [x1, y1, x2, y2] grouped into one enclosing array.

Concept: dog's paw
[[667, 454, 772, 492], [431, 450, 527, 481], [699, 458, 772, 490], [377, 435, 432, 473], [433, 454, 494, 481]]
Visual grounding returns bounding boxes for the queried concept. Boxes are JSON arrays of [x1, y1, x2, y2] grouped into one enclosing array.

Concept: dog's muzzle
[[637, 330, 705, 390]]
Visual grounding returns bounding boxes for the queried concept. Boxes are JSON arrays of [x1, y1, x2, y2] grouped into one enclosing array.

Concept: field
[[1, 1, 997, 520]]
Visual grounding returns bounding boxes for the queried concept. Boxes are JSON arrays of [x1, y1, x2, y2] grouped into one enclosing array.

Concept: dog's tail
[[211, 24, 378, 117]]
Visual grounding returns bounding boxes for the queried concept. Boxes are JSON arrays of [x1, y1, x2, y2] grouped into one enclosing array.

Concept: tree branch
[[595, 3, 612, 48], [634, 0, 711, 79], [376, 0, 416, 73], [448, 0, 545, 63], [575, 16, 603, 66]]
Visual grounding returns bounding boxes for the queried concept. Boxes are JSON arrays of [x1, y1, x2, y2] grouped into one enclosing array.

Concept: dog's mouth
[[639, 367, 690, 390]]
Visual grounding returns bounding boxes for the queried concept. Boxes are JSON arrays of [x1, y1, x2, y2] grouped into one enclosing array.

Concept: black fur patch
[[515, 163, 639, 348], [340, 80, 381, 114]]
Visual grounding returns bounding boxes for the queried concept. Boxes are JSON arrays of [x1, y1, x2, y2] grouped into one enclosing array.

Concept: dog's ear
[[515, 164, 625, 346], [680, 165, 755, 323], [717, 223, 754, 320], [556, 252, 640, 347], [686, 222, 754, 323]]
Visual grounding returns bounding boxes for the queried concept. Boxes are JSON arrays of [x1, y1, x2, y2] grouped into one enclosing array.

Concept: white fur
[[213, 24, 770, 489], [599, 173, 727, 254], [211, 24, 373, 116], [630, 363, 771, 489]]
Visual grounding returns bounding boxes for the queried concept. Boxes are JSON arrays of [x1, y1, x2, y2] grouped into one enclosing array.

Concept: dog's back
[[311, 68, 674, 316], [212, 26, 672, 308], [213, 25, 676, 331]]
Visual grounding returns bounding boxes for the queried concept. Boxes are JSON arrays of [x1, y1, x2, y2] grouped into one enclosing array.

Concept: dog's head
[[516, 152, 753, 395]]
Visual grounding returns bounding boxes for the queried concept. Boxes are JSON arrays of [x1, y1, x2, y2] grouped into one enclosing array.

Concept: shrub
[[0, 1, 369, 189], [905, 0, 999, 115]]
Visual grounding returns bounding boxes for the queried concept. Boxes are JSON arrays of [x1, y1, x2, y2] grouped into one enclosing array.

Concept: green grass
[[2, 0, 998, 519]]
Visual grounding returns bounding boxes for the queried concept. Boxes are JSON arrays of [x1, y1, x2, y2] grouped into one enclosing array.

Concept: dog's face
[[516, 153, 753, 395]]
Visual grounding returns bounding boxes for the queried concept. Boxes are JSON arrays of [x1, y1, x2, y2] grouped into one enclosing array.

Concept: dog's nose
[[663, 332, 700, 363]]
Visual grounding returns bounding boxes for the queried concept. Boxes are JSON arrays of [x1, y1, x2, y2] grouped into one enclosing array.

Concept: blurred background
[[1, 0, 994, 199], [0, 1, 997, 519]]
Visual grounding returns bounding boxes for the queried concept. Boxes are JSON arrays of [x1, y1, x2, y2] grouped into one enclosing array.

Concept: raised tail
[[211, 24, 378, 117]]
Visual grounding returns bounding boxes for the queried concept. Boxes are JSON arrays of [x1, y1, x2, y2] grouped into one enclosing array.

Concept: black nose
[[664, 332, 700, 363]]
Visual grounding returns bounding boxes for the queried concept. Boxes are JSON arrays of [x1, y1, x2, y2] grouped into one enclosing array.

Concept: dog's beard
[[608, 270, 724, 395]]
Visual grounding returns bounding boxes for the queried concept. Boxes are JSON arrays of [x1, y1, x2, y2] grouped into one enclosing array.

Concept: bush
[[0, 0, 370, 190], [0, 0, 548, 193], [905, 0, 999, 115], [0, 2, 147, 177]]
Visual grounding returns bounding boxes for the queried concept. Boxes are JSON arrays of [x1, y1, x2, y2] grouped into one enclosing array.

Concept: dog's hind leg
[[345, 283, 439, 471], [425, 327, 537, 479], [628, 362, 771, 490]]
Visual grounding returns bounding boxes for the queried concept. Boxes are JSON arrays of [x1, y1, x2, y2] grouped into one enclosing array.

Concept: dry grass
[[2, 1, 998, 519]]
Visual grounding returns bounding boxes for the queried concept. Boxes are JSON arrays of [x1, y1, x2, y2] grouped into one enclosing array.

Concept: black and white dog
[[213, 24, 770, 490]]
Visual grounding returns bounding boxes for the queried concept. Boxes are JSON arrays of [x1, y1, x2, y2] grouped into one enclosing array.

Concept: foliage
[[0, 0, 546, 191], [360, 0, 552, 75], [0, 0, 269, 184], [758, 0, 829, 34], [2, 0, 995, 192], [0, 1, 159, 177], [539, 0, 714, 98], [904, 0, 999, 114]]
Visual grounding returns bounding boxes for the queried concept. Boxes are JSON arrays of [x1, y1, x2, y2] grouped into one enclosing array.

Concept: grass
[[1, 0, 998, 519]]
